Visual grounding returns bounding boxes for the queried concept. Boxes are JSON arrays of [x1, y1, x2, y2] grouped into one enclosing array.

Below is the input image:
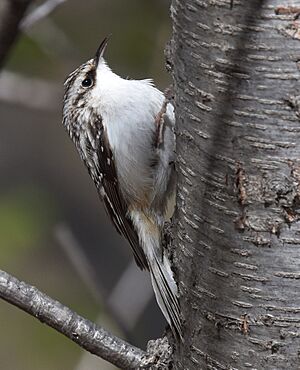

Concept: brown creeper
[[62, 37, 182, 340]]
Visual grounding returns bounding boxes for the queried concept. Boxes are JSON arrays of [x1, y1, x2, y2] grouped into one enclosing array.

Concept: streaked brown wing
[[85, 120, 148, 270]]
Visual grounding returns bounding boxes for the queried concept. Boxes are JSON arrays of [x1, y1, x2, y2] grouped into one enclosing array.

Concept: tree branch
[[0, 269, 150, 369], [0, 0, 33, 69], [20, 0, 67, 30]]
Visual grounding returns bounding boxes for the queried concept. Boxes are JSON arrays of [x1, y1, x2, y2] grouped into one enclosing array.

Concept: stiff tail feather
[[130, 210, 182, 340], [148, 251, 183, 341]]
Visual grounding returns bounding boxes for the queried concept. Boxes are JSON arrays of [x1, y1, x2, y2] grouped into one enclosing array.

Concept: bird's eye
[[81, 77, 93, 88]]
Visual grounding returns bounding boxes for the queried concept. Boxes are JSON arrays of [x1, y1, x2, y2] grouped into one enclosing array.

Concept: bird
[[62, 36, 182, 340]]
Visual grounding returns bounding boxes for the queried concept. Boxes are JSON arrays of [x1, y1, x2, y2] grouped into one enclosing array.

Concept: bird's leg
[[154, 87, 174, 149], [154, 101, 167, 148]]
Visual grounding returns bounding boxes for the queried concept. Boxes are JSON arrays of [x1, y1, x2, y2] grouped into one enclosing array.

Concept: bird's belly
[[104, 113, 157, 208], [115, 148, 154, 209]]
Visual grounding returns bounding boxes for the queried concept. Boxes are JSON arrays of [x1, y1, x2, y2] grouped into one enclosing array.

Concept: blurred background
[[0, 0, 172, 369]]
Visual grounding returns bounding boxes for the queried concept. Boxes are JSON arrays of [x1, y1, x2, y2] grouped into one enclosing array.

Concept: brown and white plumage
[[62, 37, 182, 339]]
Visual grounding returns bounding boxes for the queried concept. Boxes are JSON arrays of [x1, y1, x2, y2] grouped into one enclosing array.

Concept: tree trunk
[[171, 0, 300, 368]]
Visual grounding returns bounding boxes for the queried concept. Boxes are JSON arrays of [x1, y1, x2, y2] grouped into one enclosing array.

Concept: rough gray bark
[[0, 269, 175, 369], [0, 270, 149, 369], [0, 267, 176, 368], [0, 270, 175, 370], [170, 0, 300, 368], [2, 0, 300, 368], [0, 0, 32, 69]]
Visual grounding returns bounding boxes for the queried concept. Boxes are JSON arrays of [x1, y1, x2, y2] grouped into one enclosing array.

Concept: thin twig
[[20, 0, 67, 30], [108, 260, 153, 331], [20, 0, 75, 58], [54, 224, 104, 305], [0, 269, 150, 369]]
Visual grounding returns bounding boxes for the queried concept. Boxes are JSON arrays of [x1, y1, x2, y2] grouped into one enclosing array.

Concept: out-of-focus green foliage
[[8, 35, 57, 78], [0, 186, 57, 262]]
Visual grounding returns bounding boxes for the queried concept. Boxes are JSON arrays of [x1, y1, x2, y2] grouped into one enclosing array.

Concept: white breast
[[91, 64, 175, 208]]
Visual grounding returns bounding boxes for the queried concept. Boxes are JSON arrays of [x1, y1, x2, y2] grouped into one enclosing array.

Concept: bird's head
[[62, 36, 111, 139]]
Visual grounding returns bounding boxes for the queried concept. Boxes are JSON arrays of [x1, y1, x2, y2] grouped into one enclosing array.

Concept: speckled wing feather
[[84, 118, 148, 270]]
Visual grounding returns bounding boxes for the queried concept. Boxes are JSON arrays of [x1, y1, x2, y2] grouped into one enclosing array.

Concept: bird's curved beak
[[94, 35, 111, 66]]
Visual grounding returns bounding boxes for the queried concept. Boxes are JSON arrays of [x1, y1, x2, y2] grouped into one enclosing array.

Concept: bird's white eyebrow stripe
[[64, 60, 95, 90]]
